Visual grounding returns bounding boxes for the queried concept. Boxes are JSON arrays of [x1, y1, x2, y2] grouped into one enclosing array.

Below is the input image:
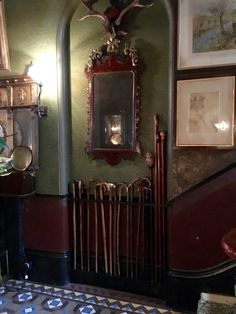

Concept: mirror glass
[[93, 71, 134, 149]]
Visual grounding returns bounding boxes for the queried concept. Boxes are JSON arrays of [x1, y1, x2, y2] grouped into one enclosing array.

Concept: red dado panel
[[168, 167, 236, 271], [24, 195, 69, 252]]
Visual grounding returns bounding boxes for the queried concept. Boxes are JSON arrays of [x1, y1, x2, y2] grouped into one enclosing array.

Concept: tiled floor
[[66, 282, 167, 309], [0, 279, 183, 313]]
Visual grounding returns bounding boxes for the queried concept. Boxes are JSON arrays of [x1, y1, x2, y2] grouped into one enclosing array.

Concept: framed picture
[[177, 0, 236, 69], [176, 76, 235, 147], [0, 0, 10, 71]]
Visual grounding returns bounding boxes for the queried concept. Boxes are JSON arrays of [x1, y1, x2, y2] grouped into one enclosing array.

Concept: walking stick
[[98, 183, 108, 274], [72, 181, 77, 270], [77, 180, 84, 271]]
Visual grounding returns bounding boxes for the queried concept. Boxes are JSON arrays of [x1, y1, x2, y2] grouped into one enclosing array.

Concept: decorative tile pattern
[[41, 297, 67, 311], [2, 280, 182, 314], [21, 305, 35, 314], [0, 288, 6, 295], [12, 292, 37, 304]]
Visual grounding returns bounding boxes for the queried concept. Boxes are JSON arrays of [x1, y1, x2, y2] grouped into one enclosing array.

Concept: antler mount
[[80, 0, 153, 38]]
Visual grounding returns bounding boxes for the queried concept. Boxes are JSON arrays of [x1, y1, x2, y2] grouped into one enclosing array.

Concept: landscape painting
[[193, 0, 236, 53], [178, 0, 236, 69]]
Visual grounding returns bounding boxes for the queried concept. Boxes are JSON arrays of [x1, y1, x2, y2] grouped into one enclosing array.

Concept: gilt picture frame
[[176, 76, 235, 147], [177, 0, 236, 69], [0, 0, 10, 71]]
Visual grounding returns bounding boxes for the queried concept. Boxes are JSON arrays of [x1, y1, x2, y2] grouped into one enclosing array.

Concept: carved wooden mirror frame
[[85, 44, 141, 166]]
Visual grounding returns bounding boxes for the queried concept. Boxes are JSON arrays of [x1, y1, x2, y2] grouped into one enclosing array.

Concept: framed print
[[178, 0, 236, 69], [176, 76, 235, 147], [0, 0, 10, 71]]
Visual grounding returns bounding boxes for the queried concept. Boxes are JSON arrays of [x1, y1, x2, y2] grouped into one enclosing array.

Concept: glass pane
[[93, 71, 134, 149]]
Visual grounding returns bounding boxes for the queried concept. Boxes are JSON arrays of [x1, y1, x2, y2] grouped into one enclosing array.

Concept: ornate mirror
[[85, 46, 140, 165]]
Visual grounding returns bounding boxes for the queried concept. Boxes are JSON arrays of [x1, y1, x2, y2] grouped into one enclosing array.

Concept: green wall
[[3, 0, 233, 198], [1, 0, 170, 195], [2, 0, 68, 194]]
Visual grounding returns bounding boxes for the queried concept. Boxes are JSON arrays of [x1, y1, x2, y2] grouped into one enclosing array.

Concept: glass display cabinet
[[0, 75, 41, 281], [0, 75, 39, 172]]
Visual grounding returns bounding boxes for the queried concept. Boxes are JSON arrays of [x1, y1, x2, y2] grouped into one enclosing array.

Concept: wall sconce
[[27, 62, 47, 117]]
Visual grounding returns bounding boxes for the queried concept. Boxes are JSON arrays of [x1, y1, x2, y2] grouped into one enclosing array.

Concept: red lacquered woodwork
[[24, 195, 69, 253], [222, 228, 236, 260], [168, 166, 236, 271]]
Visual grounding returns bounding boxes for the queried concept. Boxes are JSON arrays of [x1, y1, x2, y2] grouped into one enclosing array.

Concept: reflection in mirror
[[105, 114, 123, 146], [93, 71, 134, 150], [11, 145, 32, 171]]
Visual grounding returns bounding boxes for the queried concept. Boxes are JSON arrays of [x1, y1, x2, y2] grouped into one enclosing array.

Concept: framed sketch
[[0, 0, 10, 71], [177, 0, 236, 69], [176, 76, 235, 147]]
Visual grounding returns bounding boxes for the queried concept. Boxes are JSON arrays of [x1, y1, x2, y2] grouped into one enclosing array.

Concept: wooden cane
[[87, 180, 97, 272], [135, 181, 142, 279], [99, 183, 108, 274], [160, 131, 166, 279], [94, 184, 98, 273], [128, 178, 140, 279], [113, 185, 117, 276], [117, 183, 128, 276], [137, 178, 152, 279], [72, 181, 77, 270], [128, 182, 134, 279], [126, 183, 131, 278], [77, 180, 84, 271], [108, 183, 113, 275], [86, 184, 90, 272], [154, 114, 161, 282]]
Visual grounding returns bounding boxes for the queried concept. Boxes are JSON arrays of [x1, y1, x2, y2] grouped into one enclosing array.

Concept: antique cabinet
[[0, 75, 39, 171]]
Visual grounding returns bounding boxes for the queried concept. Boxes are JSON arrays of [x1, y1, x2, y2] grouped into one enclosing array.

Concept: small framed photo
[[0, 0, 10, 71], [177, 0, 236, 69], [176, 76, 235, 147]]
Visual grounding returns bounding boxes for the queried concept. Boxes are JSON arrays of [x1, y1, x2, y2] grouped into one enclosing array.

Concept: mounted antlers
[[80, 0, 107, 23], [115, 0, 153, 26], [80, 0, 153, 36]]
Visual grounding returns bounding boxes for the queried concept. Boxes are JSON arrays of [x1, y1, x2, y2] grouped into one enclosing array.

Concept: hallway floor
[[0, 279, 185, 313]]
